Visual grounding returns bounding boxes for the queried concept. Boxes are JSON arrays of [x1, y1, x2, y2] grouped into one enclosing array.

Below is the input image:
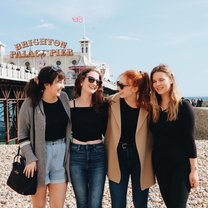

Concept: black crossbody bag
[[7, 108, 37, 195]]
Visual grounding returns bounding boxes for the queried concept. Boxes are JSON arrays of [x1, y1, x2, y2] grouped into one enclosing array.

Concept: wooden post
[[16, 99, 19, 144], [5, 99, 10, 144]]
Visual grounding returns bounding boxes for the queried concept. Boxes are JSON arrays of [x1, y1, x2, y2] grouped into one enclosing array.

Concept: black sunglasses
[[86, 76, 102, 85], [49, 66, 61, 72], [116, 81, 129, 90]]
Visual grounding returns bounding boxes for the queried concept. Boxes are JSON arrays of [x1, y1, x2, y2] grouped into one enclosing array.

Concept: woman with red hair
[[105, 70, 155, 208]]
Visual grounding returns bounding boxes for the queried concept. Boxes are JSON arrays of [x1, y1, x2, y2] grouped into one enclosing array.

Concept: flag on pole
[[72, 16, 86, 37], [72, 16, 83, 23]]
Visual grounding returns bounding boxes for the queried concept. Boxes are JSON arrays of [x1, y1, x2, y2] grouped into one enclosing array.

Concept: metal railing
[[0, 62, 116, 90], [0, 63, 38, 82]]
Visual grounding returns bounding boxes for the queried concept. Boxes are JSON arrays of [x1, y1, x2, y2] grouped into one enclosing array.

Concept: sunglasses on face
[[116, 81, 129, 90], [86, 76, 101, 85]]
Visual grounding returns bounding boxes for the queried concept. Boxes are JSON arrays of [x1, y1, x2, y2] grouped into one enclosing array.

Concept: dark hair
[[24, 66, 65, 107], [74, 68, 106, 113], [120, 70, 150, 111]]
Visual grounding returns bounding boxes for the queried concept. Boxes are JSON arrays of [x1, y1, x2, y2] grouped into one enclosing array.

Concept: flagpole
[[72, 16, 85, 37], [83, 17, 86, 38]]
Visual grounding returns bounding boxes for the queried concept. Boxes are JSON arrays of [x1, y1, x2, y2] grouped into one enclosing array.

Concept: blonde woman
[[150, 64, 199, 208]]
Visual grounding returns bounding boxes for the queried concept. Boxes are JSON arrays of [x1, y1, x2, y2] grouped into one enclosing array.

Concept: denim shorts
[[45, 138, 66, 185]]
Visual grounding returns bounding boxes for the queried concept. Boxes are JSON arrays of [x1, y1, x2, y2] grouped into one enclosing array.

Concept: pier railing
[[0, 63, 117, 90], [0, 63, 38, 82]]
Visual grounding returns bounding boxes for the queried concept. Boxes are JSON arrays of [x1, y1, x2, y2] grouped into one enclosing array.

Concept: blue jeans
[[70, 143, 107, 208], [109, 142, 149, 208]]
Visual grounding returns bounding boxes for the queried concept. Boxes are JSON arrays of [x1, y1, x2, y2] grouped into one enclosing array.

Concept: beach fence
[[194, 107, 208, 140]]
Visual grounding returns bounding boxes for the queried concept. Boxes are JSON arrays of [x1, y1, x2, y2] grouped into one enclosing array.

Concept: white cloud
[[114, 35, 142, 41], [34, 22, 55, 29]]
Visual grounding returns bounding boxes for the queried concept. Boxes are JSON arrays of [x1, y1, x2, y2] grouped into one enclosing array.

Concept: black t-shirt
[[42, 99, 69, 141], [71, 105, 108, 142], [150, 100, 197, 165], [120, 98, 140, 144]]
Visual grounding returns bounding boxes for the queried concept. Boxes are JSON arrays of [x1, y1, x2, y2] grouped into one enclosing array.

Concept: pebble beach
[[0, 140, 207, 208]]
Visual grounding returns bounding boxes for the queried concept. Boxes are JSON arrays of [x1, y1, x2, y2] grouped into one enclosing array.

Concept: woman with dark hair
[[18, 66, 71, 208], [105, 70, 155, 208], [150, 64, 199, 207], [69, 68, 108, 208]]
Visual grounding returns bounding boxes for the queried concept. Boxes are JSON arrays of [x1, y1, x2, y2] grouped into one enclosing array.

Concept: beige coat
[[105, 93, 155, 190]]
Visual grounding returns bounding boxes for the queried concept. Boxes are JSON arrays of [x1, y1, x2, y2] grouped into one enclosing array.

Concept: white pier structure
[[0, 62, 38, 82], [0, 37, 116, 92]]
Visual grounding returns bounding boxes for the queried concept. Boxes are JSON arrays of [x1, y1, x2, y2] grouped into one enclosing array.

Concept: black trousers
[[154, 160, 191, 208]]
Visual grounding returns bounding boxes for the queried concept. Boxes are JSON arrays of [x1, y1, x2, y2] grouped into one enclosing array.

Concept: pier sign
[[10, 38, 74, 58]]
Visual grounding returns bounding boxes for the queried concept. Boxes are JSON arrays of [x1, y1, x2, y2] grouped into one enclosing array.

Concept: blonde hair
[[150, 64, 181, 122]]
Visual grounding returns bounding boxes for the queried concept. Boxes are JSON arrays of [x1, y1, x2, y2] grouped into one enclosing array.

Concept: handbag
[[7, 108, 37, 195], [6, 147, 37, 195]]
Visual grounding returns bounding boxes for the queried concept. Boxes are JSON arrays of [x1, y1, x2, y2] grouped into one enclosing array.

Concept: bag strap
[[17, 146, 21, 155], [32, 107, 35, 153]]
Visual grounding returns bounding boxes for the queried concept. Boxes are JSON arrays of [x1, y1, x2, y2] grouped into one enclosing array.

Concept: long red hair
[[120, 70, 150, 111]]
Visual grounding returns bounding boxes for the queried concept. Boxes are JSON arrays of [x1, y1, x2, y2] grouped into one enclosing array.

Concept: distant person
[[150, 64, 199, 208], [69, 68, 108, 208], [191, 98, 197, 107], [200, 98, 203, 107], [105, 70, 155, 208], [18, 66, 71, 208], [197, 98, 203, 107]]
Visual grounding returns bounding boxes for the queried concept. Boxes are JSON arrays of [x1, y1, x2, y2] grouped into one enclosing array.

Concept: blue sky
[[0, 0, 208, 96]]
